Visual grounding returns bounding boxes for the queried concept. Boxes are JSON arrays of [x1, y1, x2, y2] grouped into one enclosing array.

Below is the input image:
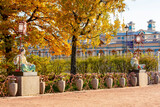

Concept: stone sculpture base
[[12, 72, 40, 96], [13, 72, 37, 76], [130, 70, 148, 87]]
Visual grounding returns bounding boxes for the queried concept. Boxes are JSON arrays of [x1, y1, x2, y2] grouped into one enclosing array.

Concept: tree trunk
[[4, 35, 12, 75], [5, 35, 12, 61], [71, 35, 77, 75], [2, 15, 12, 74]]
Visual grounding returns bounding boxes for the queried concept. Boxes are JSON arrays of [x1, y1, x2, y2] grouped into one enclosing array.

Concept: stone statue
[[13, 49, 36, 72], [130, 53, 145, 70]]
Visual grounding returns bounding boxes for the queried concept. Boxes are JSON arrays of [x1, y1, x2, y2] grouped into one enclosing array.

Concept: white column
[[104, 50, 107, 56], [94, 51, 97, 56], [117, 51, 119, 55], [107, 51, 109, 55], [42, 52, 44, 57], [80, 51, 83, 57], [92, 51, 95, 56], [82, 52, 84, 57], [120, 51, 122, 56]]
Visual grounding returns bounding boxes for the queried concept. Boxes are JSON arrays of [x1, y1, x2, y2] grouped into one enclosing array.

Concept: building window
[[154, 35, 156, 38], [45, 52, 48, 57], [117, 37, 121, 39], [122, 37, 124, 39], [39, 51, 41, 56], [148, 24, 152, 28]]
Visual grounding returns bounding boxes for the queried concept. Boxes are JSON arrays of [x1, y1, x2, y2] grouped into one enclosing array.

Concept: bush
[[27, 55, 50, 75], [26, 54, 158, 75], [46, 59, 70, 75], [140, 55, 157, 72]]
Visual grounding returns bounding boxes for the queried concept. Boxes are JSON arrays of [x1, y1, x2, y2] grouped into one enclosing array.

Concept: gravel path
[[1, 84, 160, 107]]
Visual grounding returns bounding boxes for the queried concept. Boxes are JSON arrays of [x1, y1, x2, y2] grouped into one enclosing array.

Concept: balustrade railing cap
[[92, 75, 97, 78], [59, 76, 63, 80], [10, 77, 16, 81], [77, 75, 82, 78]]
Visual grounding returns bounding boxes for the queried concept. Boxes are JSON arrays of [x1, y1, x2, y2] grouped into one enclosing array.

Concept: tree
[[52, 0, 126, 74], [0, 0, 126, 75], [0, 0, 71, 74]]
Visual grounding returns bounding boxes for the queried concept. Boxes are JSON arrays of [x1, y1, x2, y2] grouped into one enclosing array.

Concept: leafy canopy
[[54, 0, 125, 48], [0, 0, 125, 57], [0, 0, 71, 57]]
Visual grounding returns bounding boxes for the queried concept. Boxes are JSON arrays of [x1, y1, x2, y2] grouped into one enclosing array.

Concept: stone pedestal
[[13, 72, 37, 76], [13, 72, 40, 96], [129, 70, 148, 87]]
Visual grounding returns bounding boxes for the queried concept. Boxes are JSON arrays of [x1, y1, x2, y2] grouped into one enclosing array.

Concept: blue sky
[[115, 0, 160, 31]]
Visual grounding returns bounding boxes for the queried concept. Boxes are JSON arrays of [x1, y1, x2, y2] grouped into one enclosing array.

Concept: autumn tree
[[52, 0, 126, 75], [0, 0, 126, 75], [0, 0, 71, 74]]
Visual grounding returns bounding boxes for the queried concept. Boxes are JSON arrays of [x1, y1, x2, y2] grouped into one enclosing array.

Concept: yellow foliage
[[0, 0, 126, 58]]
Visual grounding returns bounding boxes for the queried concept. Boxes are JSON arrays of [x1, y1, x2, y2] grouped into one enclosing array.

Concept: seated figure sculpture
[[130, 53, 145, 70], [13, 49, 36, 72]]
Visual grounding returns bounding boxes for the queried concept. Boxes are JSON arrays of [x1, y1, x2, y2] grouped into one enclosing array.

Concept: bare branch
[[86, 35, 99, 39], [72, 11, 79, 24], [81, 13, 102, 35], [26, 6, 38, 23]]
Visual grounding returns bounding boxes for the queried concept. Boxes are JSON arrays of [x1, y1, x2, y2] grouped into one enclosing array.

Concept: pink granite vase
[[106, 75, 113, 88], [131, 74, 137, 86], [57, 77, 65, 92], [9, 78, 18, 96], [148, 75, 150, 85], [119, 75, 125, 87], [154, 73, 159, 84], [76, 76, 83, 91], [40, 78, 45, 94], [91, 75, 99, 89]]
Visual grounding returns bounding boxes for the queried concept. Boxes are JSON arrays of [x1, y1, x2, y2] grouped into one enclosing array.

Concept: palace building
[[29, 20, 160, 59]]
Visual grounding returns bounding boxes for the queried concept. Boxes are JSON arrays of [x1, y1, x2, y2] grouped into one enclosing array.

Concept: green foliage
[[0, 54, 157, 76], [139, 55, 157, 72], [76, 58, 89, 74], [27, 55, 71, 75], [81, 56, 133, 74], [44, 73, 128, 93], [27, 55, 50, 75], [0, 59, 16, 76], [26, 54, 158, 75], [46, 59, 70, 75]]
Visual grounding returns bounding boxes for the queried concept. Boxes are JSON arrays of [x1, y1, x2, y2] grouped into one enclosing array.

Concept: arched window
[[38, 51, 41, 56], [99, 50, 104, 56], [87, 50, 92, 56]]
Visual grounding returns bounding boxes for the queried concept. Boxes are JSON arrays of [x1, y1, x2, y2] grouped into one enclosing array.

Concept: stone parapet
[[129, 70, 148, 87], [13, 72, 37, 76], [136, 72, 148, 87], [16, 76, 40, 96]]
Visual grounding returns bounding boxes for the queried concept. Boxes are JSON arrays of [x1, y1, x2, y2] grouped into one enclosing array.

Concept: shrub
[[139, 55, 157, 72], [27, 55, 50, 75], [27, 54, 158, 75]]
